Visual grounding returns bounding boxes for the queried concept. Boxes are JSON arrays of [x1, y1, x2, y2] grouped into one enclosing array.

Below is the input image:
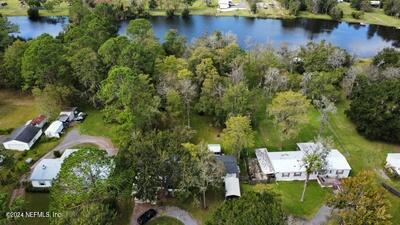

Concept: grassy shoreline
[[1, 1, 399, 27]]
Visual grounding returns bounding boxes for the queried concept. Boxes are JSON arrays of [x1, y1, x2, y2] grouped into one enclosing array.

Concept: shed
[[208, 144, 221, 154], [45, 121, 64, 138], [2, 125, 42, 151], [218, 0, 230, 9], [386, 153, 400, 175], [224, 176, 241, 198]]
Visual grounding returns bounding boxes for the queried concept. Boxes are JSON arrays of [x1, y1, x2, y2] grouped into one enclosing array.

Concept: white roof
[[45, 121, 63, 133], [224, 176, 241, 197], [257, 143, 351, 174], [208, 144, 221, 153], [387, 153, 400, 173], [30, 149, 78, 181]]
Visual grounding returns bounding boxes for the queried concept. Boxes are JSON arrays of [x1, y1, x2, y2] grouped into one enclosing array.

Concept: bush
[[181, 8, 190, 18], [351, 11, 364, 19], [27, 8, 40, 20], [250, 2, 258, 14], [149, 0, 157, 10], [372, 47, 400, 69], [0, 128, 13, 135], [329, 6, 343, 20], [166, 9, 175, 18], [53, 150, 62, 158]]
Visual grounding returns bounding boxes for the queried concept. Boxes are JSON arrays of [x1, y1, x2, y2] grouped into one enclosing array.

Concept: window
[[281, 173, 290, 177], [336, 170, 344, 175], [294, 172, 302, 177]]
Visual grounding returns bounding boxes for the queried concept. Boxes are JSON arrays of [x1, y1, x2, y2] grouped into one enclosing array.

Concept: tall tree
[[268, 91, 311, 149], [163, 29, 187, 57], [314, 96, 336, 135], [21, 34, 68, 90], [300, 137, 330, 202], [221, 116, 255, 159], [178, 78, 197, 127], [32, 84, 74, 119], [97, 67, 160, 144], [50, 148, 116, 225], [1, 40, 29, 89], [0, 15, 18, 53], [180, 142, 224, 208], [221, 82, 252, 118], [98, 36, 129, 68], [328, 171, 392, 225]]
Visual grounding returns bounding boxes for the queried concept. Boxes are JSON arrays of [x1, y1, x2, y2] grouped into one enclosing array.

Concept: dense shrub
[[347, 78, 400, 143], [372, 47, 400, 69], [329, 6, 343, 20], [250, 2, 258, 14], [27, 8, 40, 20], [351, 0, 371, 11], [383, 0, 400, 17], [181, 8, 190, 18], [351, 11, 364, 19]]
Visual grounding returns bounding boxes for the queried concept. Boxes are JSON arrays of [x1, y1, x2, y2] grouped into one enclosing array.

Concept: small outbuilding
[[386, 153, 400, 176], [218, 0, 231, 9], [2, 125, 42, 151], [224, 175, 241, 198], [45, 121, 64, 138], [59, 107, 78, 122], [208, 144, 221, 154]]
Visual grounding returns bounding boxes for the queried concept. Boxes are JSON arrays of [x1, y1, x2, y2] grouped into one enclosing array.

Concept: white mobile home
[[386, 153, 400, 176], [2, 125, 42, 151], [45, 121, 64, 138], [218, 0, 231, 9], [30, 149, 78, 188], [216, 155, 241, 198], [256, 143, 351, 182]]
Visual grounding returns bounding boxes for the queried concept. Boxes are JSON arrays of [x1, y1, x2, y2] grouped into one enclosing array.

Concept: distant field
[[0, 0, 69, 16]]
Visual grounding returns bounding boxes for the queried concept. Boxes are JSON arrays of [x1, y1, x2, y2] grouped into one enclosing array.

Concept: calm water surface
[[7, 15, 400, 57]]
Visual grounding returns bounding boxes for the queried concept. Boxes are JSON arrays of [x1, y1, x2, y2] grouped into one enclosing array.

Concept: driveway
[[131, 203, 198, 225], [31, 128, 117, 169]]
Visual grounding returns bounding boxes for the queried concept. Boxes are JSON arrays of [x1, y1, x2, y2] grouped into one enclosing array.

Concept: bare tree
[[229, 60, 245, 85], [314, 96, 336, 135], [263, 67, 288, 97], [382, 67, 400, 80], [178, 78, 197, 127], [341, 66, 358, 98], [327, 48, 347, 69], [300, 72, 314, 95]]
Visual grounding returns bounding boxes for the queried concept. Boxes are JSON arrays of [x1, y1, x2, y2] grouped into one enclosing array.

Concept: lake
[[7, 15, 400, 57]]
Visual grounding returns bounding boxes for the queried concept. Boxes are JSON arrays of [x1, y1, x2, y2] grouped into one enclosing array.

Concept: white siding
[[28, 129, 42, 148], [3, 140, 30, 151]]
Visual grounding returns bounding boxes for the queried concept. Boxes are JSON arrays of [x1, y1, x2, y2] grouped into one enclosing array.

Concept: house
[[386, 153, 400, 176], [215, 155, 241, 198], [29, 149, 78, 188], [208, 144, 221, 154], [44, 121, 64, 138], [59, 107, 78, 122], [29, 115, 48, 128], [370, 0, 380, 6], [256, 142, 351, 183], [2, 124, 43, 151], [218, 0, 231, 9]]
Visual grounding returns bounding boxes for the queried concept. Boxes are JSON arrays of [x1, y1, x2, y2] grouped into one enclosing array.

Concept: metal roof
[[7, 124, 41, 143], [215, 155, 239, 174]]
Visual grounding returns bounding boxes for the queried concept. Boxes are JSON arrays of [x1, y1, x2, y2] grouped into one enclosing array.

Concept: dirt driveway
[[31, 128, 117, 169], [131, 203, 198, 225]]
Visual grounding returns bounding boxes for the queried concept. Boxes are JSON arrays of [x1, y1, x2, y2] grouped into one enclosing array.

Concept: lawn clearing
[[191, 114, 222, 143], [242, 181, 331, 219], [78, 109, 118, 143], [147, 216, 184, 225], [0, 90, 39, 130], [0, 0, 69, 16]]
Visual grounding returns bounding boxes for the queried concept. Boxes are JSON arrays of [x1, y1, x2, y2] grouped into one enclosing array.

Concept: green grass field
[[0, 0, 69, 16], [243, 181, 331, 219], [147, 217, 184, 225], [78, 108, 118, 143]]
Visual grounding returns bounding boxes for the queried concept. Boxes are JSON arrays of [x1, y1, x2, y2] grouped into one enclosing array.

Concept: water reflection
[[7, 15, 400, 57]]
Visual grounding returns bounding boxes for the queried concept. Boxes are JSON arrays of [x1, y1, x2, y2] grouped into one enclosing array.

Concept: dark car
[[137, 209, 157, 225]]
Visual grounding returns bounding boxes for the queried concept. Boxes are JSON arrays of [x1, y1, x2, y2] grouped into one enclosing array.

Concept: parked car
[[75, 112, 87, 121], [137, 209, 157, 225]]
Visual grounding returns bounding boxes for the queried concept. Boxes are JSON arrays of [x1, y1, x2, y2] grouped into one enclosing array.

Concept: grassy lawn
[[338, 2, 400, 27], [0, 90, 39, 131], [78, 108, 118, 143], [243, 181, 331, 219], [0, 0, 69, 16], [147, 216, 184, 225], [191, 114, 222, 143]]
